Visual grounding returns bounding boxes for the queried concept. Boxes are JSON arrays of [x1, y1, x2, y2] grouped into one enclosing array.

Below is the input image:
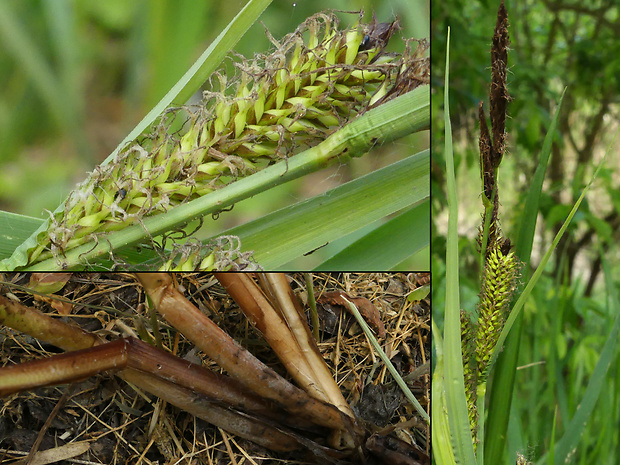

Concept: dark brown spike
[[489, 0, 510, 165], [478, 101, 495, 203]]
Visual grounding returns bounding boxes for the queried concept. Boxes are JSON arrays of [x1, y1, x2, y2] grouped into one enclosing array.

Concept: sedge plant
[[0, 3, 429, 271], [433, 2, 614, 464]]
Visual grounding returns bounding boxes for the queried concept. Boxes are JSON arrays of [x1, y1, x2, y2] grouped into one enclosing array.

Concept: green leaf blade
[[484, 89, 566, 465], [438, 27, 477, 465], [316, 201, 430, 271]]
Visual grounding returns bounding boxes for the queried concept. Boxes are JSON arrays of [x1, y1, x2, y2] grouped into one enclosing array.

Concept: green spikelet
[[461, 239, 520, 447], [157, 236, 259, 271], [516, 453, 532, 465], [460, 309, 479, 442], [474, 239, 520, 383], [23, 12, 429, 269]]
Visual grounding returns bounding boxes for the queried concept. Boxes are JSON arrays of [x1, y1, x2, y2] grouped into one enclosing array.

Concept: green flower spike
[[24, 12, 428, 269]]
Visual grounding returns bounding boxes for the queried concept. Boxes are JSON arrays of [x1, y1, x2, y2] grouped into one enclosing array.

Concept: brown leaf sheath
[[0, 293, 102, 350], [136, 273, 359, 436], [218, 273, 355, 418]]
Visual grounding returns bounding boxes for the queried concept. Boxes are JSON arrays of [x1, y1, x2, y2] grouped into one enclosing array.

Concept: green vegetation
[[433, 1, 620, 464], [0, 0, 429, 270]]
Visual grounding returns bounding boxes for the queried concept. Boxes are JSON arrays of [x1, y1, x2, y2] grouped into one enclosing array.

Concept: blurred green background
[[0, 0, 429, 269], [432, 0, 620, 463]]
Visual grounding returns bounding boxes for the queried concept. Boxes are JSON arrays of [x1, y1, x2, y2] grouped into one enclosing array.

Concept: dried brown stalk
[[216, 273, 355, 419], [0, 313, 302, 429], [0, 293, 102, 350], [121, 370, 306, 452], [216, 273, 323, 401], [135, 273, 361, 446], [0, 339, 127, 396], [0, 293, 330, 455]]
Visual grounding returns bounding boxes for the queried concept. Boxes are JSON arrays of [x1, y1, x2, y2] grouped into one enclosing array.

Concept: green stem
[[304, 273, 320, 341], [147, 303, 163, 349], [342, 296, 429, 423], [476, 382, 487, 465], [479, 183, 497, 265]]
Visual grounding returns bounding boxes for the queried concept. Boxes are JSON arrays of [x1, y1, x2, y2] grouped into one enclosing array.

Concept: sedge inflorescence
[[26, 11, 428, 269]]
